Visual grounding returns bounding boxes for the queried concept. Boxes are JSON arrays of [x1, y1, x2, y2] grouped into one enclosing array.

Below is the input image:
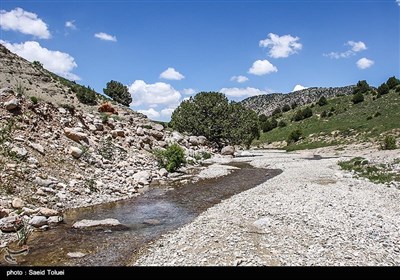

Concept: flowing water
[[13, 163, 281, 266]]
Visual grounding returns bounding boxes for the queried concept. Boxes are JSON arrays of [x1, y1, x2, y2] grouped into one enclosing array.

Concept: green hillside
[[254, 85, 400, 151]]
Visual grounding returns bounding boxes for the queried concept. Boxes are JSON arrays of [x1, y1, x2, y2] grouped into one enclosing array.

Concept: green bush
[[278, 120, 287, 127], [271, 107, 282, 116], [317, 96, 328, 106], [30, 96, 38, 104], [381, 136, 397, 150], [103, 80, 132, 106], [154, 143, 186, 172], [353, 80, 370, 94], [76, 86, 97, 105], [258, 114, 268, 123], [386, 76, 400, 89], [320, 110, 327, 118], [352, 92, 364, 104], [395, 86, 400, 93], [377, 83, 389, 96], [292, 107, 313, 122], [291, 102, 298, 110], [282, 104, 291, 112], [287, 129, 302, 144], [374, 112, 381, 117], [171, 92, 259, 147], [261, 118, 277, 132], [366, 116, 373, 120]]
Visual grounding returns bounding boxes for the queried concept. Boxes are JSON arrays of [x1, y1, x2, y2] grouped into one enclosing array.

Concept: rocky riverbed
[[135, 147, 400, 266]]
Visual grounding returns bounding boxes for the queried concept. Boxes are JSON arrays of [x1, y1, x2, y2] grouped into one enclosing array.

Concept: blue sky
[[1, 0, 399, 121]]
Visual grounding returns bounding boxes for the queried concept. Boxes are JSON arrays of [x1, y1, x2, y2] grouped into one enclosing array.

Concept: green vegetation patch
[[338, 157, 400, 185]]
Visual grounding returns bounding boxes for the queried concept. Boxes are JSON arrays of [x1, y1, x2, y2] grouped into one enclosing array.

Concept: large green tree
[[170, 92, 259, 148], [103, 80, 132, 106]]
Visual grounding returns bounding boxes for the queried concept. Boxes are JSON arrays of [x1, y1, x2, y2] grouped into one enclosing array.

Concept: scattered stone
[[64, 127, 88, 142], [27, 142, 45, 155], [29, 216, 48, 228], [69, 146, 83, 159], [4, 98, 19, 110], [39, 207, 59, 217], [47, 216, 63, 225], [10, 146, 27, 158], [221, 146, 235, 156], [11, 198, 25, 209], [72, 218, 123, 229], [0, 216, 22, 232], [111, 130, 125, 138]]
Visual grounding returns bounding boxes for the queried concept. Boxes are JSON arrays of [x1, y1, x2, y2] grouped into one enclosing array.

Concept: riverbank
[[135, 145, 400, 266]]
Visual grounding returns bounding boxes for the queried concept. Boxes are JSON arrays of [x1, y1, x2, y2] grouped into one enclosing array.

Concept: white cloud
[[65, 20, 76, 30], [356, 57, 374, 69], [161, 108, 175, 118], [397, 0, 400, 6], [138, 108, 160, 119], [94, 32, 117, 42], [259, 33, 302, 58], [1, 40, 80, 80], [220, 87, 271, 98], [128, 80, 181, 107], [230, 75, 249, 83], [182, 88, 196, 95], [159, 67, 185, 80], [324, 40, 367, 59], [0, 7, 50, 39], [248, 59, 277, 76], [292, 85, 308, 92], [347, 41, 367, 52]]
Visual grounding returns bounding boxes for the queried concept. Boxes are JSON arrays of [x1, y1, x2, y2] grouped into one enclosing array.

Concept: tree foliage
[[353, 80, 370, 94], [377, 83, 389, 96], [386, 76, 400, 89], [292, 107, 313, 122], [103, 80, 132, 106], [352, 92, 364, 104], [287, 129, 302, 144], [317, 96, 328, 106], [170, 92, 259, 148], [154, 143, 186, 172], [76, 86, 97, 105], [282, 104, 291, 112]]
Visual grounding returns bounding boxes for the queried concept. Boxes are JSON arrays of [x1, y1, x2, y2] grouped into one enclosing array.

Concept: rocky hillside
[[0, 43, 215, 238], [241, 86, 355, 116]]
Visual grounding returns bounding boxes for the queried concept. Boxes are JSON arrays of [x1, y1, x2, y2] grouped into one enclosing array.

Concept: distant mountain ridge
[[240, 86, 356, 116]]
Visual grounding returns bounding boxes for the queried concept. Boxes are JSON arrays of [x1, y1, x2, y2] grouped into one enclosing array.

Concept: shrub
[[154, 143, 186, 172], [377, 83, 389, 96], [386, 76, 400, 89], [317, 96, 328, 106], [171, 92, 259, 147], [103, 80, 132, 106], [366, 116, 373, 120], [32, 60, 43, 68], [381, 136, 397, 150], [352, 92, 364, 104], [271, 107, 282, 116], [353, 80, 370, 94], [278, 120, 287, 127], [282, 104, 291, 112], [320, 110, 327, 118], [98, 102, 118, 115], [287, 129, 302, 144], [261, 118, 277, 132], [293, 107, 313, 121], [60, 103, 75, 114], [374, 112, 381, 117], [396, 86, 400, 93], [30, 96, 38, 104], [258, 114, 268, 123], [291, 102, 298, 110], [76, 86, 97, 105]]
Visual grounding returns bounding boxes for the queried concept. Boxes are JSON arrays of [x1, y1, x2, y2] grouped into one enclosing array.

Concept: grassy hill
[[253, 87, 400, 151]]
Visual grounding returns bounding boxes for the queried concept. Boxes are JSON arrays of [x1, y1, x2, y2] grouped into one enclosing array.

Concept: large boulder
[[64, 127, 88, 143], [69, 146, 83, 159], [72, 218, 122, 229], [221, 146, 235, 156], [12, 198, 25, 209], [29, 216, 48, 228], [4, 98, 20, 111], [188, 136, 199, 146], [197, 136, 207, 145], [0, 216, 23, 232], [39, 207, 59, 217], [111, 129, 125, 138]]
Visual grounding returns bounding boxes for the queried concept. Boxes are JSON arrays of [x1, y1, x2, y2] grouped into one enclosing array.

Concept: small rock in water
[[143, 219, 161, 225]]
